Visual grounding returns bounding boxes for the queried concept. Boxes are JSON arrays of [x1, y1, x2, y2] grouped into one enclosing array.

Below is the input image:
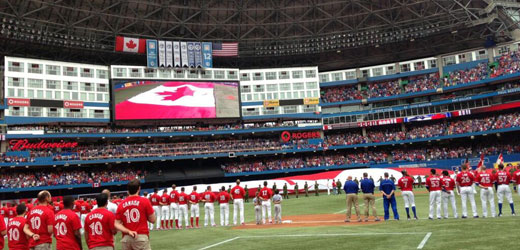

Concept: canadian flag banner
[[115, 36, 146, 53], [495, 153, 504, 167], [115, 82, 216, 120]]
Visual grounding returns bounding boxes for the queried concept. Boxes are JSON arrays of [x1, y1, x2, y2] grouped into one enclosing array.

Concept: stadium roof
[[1, 0, 520, 70]]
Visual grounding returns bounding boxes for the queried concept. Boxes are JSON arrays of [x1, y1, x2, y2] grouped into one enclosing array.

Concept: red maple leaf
[[126, 40, 137, 49], [157, 86, 195, 102]]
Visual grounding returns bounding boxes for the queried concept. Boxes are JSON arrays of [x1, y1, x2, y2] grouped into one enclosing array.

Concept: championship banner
[[173, 41, 181, 68], [187, 42, 196, 68], [303, 97, 319, 105], [194, 42, 203, 68], [202, 42, 213, 68], [158, 40, 166, 67], [181, 42, 189, 68], [165, 41, 173, 68], [146, 40, 158, 68], [263, 100, 279, 107]]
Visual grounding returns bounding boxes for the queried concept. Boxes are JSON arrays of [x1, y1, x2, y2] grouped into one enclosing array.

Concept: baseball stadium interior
[[1, 0, 520, 249]]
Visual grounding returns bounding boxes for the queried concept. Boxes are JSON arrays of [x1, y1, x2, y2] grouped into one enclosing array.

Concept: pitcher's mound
[[233, 214, 382, 229]]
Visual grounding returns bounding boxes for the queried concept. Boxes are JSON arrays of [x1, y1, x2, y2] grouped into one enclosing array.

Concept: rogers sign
[[7, 98, 30, 106], [281, 131, 321, 142], [64, 101, 84, 108], [9, 139, 78, 151]]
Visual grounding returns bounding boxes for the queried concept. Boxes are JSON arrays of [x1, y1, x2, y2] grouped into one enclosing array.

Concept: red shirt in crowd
[[27, 205, 55, 248], [441, 176, 456, 191], [218, 191, 231, 204], [202, 191, 216, 203], [85, 207, 116, 249], [230, 185, 245, 199], [495, 170, 511, 185], [189, 192, 200, 204], [169, 190, 179, 204], [7, 216, 29, 250], [426, 175, 442, 191], [54, 209, 82, 250], [456, 171, 475, 187], [116, 195, 154, 236], [160, 193, 170, 206], [397, 176, 415, 191], [150, 193, 160, 206], [259, 187, 273, 200], [476, 172, 494, 188], [177, 192, 189, 205]]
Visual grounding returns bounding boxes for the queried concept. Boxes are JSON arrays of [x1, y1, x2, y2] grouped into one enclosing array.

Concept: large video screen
[[113, 81, 240, 120]]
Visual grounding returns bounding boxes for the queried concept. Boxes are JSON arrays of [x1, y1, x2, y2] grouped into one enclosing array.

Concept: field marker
[[417, 232, 432, 249], [198, 237, 239, 250], [334, 197, 383, 214]]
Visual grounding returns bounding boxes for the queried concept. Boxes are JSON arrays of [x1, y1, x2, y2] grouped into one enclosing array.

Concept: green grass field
[[6, 188, 520, 250]]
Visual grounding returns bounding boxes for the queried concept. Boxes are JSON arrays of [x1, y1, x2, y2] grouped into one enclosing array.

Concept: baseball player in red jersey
[[53, 198, 64, 214], [54, 196, 82, 250], [218, 186, 231, 226], [201, 186, 217, 227], [0, 203, 7, 227], [84, 193, 117, 250], [0, 206, 5, 250], [79, 198, 92, 235], [7, 204, 16, 221], [397, 170, 418, 220], [259, 181, 273, 224], [426, 169, 442, 219], [188, 186, 201, 228], [115, 179, 156, 250], [149, 188, 161, 230], [177, 187, 190, 229], [8, 204, 29, 250], [495, 164, 516, 216], [441, 170, 458, 218], [231, 179, 246, 225], [23, 191, 55, 250], [514, 165, 520, 196], [160, 189, 171, 229], [456, 164, 478, 218], [476, 167, 496, 217], [169, 184, 180, 229]]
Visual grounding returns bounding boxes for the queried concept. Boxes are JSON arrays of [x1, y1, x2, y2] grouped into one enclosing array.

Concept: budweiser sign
[[281, 131, 321, 142], [9, 139, 78, 151]]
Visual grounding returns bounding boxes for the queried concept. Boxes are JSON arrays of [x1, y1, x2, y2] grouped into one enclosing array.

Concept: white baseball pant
[[274, 204, 282, 223], [80, 214, 87, 234], [261, 200, 272, 224], [204, 203, 215, 227], [178, 204, 189, 228], [460, 186, 478, 217], [429, 190, 441, 219], [170, 203, 179, 221], [153, 206, 161, 229], [3, 217, 7, 227], [401, 191, 415, 208], [442, 190, 458, 218], [190, 203, 200, 218], [480, 187, 496, 217], [497, 184, 514, 204], [233, 199, 244, 225], [161, 205, 170, 227], [220, 203, 229, 226]]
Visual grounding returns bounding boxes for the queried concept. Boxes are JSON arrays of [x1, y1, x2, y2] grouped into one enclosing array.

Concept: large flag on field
[[115, 82, 216, 120], [212, 42, 238, 57], [115, 36, 146, 53]]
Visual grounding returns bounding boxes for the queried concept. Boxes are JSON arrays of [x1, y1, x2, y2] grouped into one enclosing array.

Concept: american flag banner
[[212, 42, 238, 57]]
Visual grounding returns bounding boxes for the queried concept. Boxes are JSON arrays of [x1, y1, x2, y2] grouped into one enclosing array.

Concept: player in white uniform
[[169, 184, 180, 229], [495, 164, 516, 216], [177, 187, 190, 229]]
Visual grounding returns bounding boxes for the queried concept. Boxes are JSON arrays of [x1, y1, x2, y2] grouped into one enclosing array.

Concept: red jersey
[[0, 215, 5, 248], [169, 190, 179, 203], [53, 202, 63, 213], [85, 208, 116, 249], [177, 193, 189, 205], [54, 209, 82, 250], [259, 187, 273, 200], [8, 207, 16, 218], [495, 170, 511, 185], [160, 194, 170, 206], [441, 176, 456, 191], [476, 172, 494, 188], [25, 203, 33, 213], [456, 171, 475, 187], [150, 194, 160, 206], [426, 175, 442, 191], [201, 191, 216, 203], [0, 207, 6, 217], [115, 196, 154, 236], [230, 186, 245, 199], [218, 191, 231, 204], [73, 200, 82, 213], [113, 199, 123, 206], [188, 192, 200, 204], [27, 205, 55, 247], [79, 202, 91, 215], [397, 176, 414, 191], [7, 216, 29, 250], [513, 170, 520, 184]]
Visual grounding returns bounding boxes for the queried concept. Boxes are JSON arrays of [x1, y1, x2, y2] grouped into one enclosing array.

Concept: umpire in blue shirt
[[380, 172, 400, 221], [360, 172, 380, 221], [344, 176, 362, 222]]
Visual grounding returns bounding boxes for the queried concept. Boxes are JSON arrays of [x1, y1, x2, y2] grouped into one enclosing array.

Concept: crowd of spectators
[[0, 168, 145, 189], [491, 50, 520, 77], [367, 80, 401, 98], [320, 85, 364, 103], [404, 73, 440, 93], [442, 62, 488, 87]]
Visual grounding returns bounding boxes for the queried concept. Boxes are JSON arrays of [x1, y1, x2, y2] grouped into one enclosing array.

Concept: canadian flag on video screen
[[115, 82, 216, 120]]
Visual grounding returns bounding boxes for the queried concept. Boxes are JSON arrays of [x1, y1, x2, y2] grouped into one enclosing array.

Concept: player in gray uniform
[[273, 189, 283, 224], [253, 192, 262, 225]]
